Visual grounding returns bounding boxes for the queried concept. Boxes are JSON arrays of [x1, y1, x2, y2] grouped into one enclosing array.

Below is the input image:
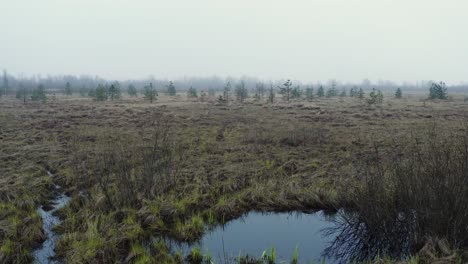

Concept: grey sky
[[2, 0, 467, 83]]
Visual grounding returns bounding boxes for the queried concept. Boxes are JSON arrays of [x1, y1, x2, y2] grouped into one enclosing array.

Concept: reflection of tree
[[323, 210, 416, 263]]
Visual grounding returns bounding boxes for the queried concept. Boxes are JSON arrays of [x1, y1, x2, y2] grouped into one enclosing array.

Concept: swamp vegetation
[[1, 90, 468, 263]]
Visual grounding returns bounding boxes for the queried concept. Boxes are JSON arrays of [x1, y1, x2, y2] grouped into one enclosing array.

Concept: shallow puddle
[[168, 210, 339, 263]]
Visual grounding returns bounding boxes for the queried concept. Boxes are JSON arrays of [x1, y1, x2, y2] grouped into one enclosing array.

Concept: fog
[[1, 0, 468, 84]]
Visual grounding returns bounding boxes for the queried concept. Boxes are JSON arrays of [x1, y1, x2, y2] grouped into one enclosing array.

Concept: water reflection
[[159, 209, 417, 263], [166, 210, 338, 263], [324, 209, 416, 263]]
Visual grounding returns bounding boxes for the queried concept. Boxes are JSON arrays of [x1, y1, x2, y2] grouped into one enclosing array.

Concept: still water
[[168, 210, 340, 263]]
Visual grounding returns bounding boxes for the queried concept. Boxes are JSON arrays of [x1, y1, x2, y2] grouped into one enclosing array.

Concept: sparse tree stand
[[350, 86, 359, 97], [79, 86, 88, 97], [127, 84, 138, 97], [367, 88, 384, 105], [235, 80, 248, 103], [208, 88, 216, 97], [64, 82, 72, 96], [279, 79, 293, 102], [223, 81, 231, 103], [291, 86, 302, 99], [166, 81, 176, 96], [200, 90, 207, 102], [2, 69, 9, 96], [255, 82, 265, 98], [358, 88, 365, 100], [31, 84, 47, 103], [95, 84, 108, 101], [305, 86, 314, 101], [326, 86, 338, 97], [326, 81, 338, 97], [144, 82, 158, 103], [317, 85, 325, 97], [187, 86, 198, 98], [340, 88, 347, 97], [429, 82, 448, 100], [395, 88, 402, 99], [16, 84, 28, 104], [108, 82, 122, 100], [268, 84, 275, 103]]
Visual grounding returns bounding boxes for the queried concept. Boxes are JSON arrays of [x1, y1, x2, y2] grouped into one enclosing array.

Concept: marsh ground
[[1, 93, 467, 263]]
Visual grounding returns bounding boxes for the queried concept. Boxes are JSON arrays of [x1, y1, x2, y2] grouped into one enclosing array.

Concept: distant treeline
[[1, 69, 467, 95]]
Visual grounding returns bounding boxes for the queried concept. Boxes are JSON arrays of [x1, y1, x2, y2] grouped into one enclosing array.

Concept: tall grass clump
[[328, 124, 468, 262]]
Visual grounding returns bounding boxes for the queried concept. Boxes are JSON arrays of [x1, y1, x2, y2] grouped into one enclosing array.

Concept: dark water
[[167, 211, 340, 263], [32, 172, 71, 264]]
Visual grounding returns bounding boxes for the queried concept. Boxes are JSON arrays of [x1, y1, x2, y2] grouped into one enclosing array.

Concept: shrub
[[94, 84, 108, 101], [367, 88, 383, 105], [127, 84, 138, 97], [395, 88, 402, 99], [166, 81, 176, 96], [429, 82, 448, 100], [326, 86, 338, 97], [187, 86, 198, 98], [108, 82, 121, 100], [64, 82, 72, 96], [305, 86, 314, 101], [144, 83, 158, 103], [31, 84, 47, 102], [329, 125, 468, 261], [235, 80, 248, 103], [279, 80, 293, 102], [317, 85, 325, 97], [291, 86, 302, 99]]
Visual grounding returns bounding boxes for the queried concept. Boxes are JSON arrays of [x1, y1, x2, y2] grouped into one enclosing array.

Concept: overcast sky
[[1, 0, 467, 83]]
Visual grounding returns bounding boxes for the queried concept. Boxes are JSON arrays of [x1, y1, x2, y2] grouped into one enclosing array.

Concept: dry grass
[[1, 92, 468, 263]]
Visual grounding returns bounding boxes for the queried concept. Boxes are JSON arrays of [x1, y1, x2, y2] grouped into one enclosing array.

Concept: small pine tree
[[326, 86, 338, 97], [208, 88, 216, 97], [64, 82, 73, 96], [429, 82, 448, 100], [395, 88, 402, 99], [367, 88, 384, 105], [235, 80, 248, 103], [144, 83, 158, 103], [291, 86, 302, 99], [88, 88, 96, 98], [108, 82, 121, 100], [253, 93, 261, 102], [256, 82, 265, 98], [327, 81, 338, 97], [200, 90, 207, 102], [358, 88, 365, 100], [79, 86, 87, 97], [350, 86, 358, 97], [217, 95, 226, 103], [16, 84, 28, 104], [279, 79, 293, 102], [340, 88, 347, 97], [223, 81, 231, 102], [305, 86, 314, 101], [268, 84, 275, 103], [317, 85, 325, 97], [95, 84, 108, 101], [2, 70, 9, 96], [127, 84, 138, 97], [166, 81, 176, 96], [31, 84, 47, 102], [187, 86, 198, 98]]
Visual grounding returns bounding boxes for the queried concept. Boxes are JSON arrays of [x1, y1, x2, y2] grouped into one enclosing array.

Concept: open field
[[1, 93, 468, 263]]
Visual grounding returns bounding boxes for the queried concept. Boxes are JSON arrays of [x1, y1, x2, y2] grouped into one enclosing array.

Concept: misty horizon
[[2, 0, 468, 85]]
